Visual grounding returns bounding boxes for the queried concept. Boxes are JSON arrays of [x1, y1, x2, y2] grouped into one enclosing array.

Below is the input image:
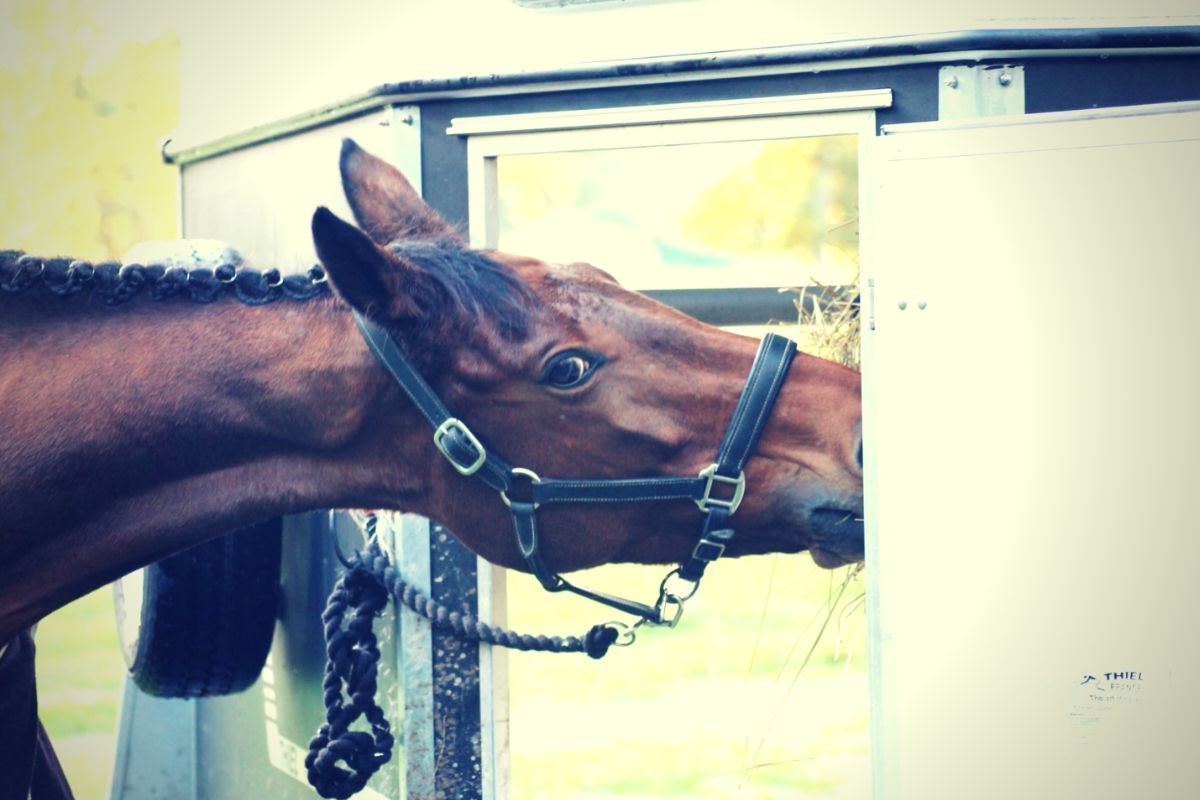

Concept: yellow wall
[[0, 0, 180, 260]]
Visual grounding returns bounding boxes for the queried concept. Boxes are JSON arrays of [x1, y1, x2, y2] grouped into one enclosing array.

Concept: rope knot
[[305, 559, 393, 799], [583, 623, 620, 659]]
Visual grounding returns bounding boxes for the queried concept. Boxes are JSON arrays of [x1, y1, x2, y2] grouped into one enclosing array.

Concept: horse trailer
[[111, 3, 1200, 798]]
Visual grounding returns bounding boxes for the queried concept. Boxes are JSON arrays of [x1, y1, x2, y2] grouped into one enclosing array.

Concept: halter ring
[[659, 568, 702, 603], [500, 467, 542, 508]]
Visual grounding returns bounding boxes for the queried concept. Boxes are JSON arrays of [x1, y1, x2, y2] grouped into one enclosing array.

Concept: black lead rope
[[305, 547, 394, 800], [306, 516, 620, 799]]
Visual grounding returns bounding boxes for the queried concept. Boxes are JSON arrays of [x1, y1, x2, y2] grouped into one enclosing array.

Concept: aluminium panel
[[865, 102, 1200, 800]]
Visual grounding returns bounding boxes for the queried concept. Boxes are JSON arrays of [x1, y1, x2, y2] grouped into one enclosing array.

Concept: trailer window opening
[[461, 103, 873, 798]]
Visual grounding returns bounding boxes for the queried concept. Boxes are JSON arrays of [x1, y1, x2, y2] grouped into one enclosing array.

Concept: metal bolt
[[998, 72, 1013, 87], [897, 300, 908, 311], [401, 114, 415, 126], [944, 75, 959, 89]]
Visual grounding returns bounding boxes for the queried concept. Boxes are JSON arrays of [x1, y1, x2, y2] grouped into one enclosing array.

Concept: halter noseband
[[354, 313, 797, 629]]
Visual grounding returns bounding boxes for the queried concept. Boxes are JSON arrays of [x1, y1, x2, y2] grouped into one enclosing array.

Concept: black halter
[[354, 313, 797, 629]]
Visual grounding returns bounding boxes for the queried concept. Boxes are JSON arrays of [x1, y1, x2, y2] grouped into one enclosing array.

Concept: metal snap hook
[[604, 621, 639, 647], [655, 593, 687, 628]]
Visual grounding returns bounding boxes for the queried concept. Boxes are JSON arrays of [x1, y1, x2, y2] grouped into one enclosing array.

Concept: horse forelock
[[386, 238, 536, 345]]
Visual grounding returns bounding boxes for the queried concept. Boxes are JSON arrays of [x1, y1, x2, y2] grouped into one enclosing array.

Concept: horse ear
[[311, 206, 424, 322], [339, 138, 459, 245]]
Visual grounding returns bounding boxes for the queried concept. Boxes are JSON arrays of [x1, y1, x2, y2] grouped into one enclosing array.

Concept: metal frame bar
[[384, 102, 506, 800], [446, 89, 892, 136], [892, 96, 1200, 135], [109, 680, 198, 799]]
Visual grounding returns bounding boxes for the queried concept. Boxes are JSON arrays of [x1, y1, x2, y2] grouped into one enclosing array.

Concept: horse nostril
[[854, 428, 864, 471]]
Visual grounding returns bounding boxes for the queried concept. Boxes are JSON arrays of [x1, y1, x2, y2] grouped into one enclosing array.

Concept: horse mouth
[[807, 507, 865, 569]]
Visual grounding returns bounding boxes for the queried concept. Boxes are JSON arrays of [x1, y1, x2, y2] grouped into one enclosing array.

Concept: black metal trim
[[164, 26, 1200, 166], [643, 285, 856, 327], [363, 26, 1200, 99]]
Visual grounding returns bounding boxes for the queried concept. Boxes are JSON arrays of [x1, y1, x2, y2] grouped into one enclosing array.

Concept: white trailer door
[[865, 102, 1200, 800]]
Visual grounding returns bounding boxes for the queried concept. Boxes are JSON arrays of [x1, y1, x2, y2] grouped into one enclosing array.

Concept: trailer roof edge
[[164, 25, 1200, 166]]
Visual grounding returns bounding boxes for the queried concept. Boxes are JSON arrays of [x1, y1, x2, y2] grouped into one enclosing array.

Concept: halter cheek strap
[[354, 313, 796, 627]]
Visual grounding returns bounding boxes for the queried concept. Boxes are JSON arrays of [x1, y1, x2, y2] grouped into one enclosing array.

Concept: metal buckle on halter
[[694, 464, 746, 514], [433, 418, 487, 476]]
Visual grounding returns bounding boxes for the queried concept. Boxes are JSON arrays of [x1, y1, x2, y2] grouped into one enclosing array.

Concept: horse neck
[[0, 294, 431, 636]]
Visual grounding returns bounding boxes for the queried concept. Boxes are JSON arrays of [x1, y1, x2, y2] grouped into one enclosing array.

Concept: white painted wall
[[865, 102, 1200, 800]]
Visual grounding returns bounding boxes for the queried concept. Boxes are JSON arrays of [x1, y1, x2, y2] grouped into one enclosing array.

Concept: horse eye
[[542, 350, 602, 390]]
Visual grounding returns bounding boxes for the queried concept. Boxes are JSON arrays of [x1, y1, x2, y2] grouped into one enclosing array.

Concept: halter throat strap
[[354, 313, 796, 626]]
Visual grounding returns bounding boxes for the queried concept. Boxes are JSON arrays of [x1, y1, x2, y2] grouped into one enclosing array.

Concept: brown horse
[[0, 140, 863, 645]]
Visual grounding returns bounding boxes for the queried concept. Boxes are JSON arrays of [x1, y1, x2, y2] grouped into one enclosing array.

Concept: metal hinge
[[939, 64, 1025, 120]]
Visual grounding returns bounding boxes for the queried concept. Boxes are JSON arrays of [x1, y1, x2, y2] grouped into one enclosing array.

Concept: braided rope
[[0, 249, 330, 306], [305, 566, 395, 799], [360, 545, 619, 657], [306, 517, 620, 798]]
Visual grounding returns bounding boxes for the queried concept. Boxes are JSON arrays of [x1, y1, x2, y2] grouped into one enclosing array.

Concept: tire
[[113, 519, 283, 698]]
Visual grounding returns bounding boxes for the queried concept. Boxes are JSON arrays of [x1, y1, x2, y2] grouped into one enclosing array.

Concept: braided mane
[[0, 249, 331, 307]]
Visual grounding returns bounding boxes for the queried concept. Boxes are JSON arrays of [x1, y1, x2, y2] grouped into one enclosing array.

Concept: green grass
[[34, 587, 126, 799], [33, 554, 869, 799], [505, 554, 870, 798]]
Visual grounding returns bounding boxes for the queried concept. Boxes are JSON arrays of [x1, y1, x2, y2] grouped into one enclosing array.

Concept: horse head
[[313, 140, 864, 575]]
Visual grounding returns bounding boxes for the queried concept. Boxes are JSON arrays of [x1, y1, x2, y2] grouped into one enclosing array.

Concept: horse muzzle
[[805, 506, 865, 568]]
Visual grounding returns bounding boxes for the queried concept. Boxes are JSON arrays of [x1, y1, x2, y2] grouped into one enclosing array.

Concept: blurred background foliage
[[0, 0, 179, 260], [498, 137, 859, 293], [2, 0, 180, 795], [682, 138, 858, 263]]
